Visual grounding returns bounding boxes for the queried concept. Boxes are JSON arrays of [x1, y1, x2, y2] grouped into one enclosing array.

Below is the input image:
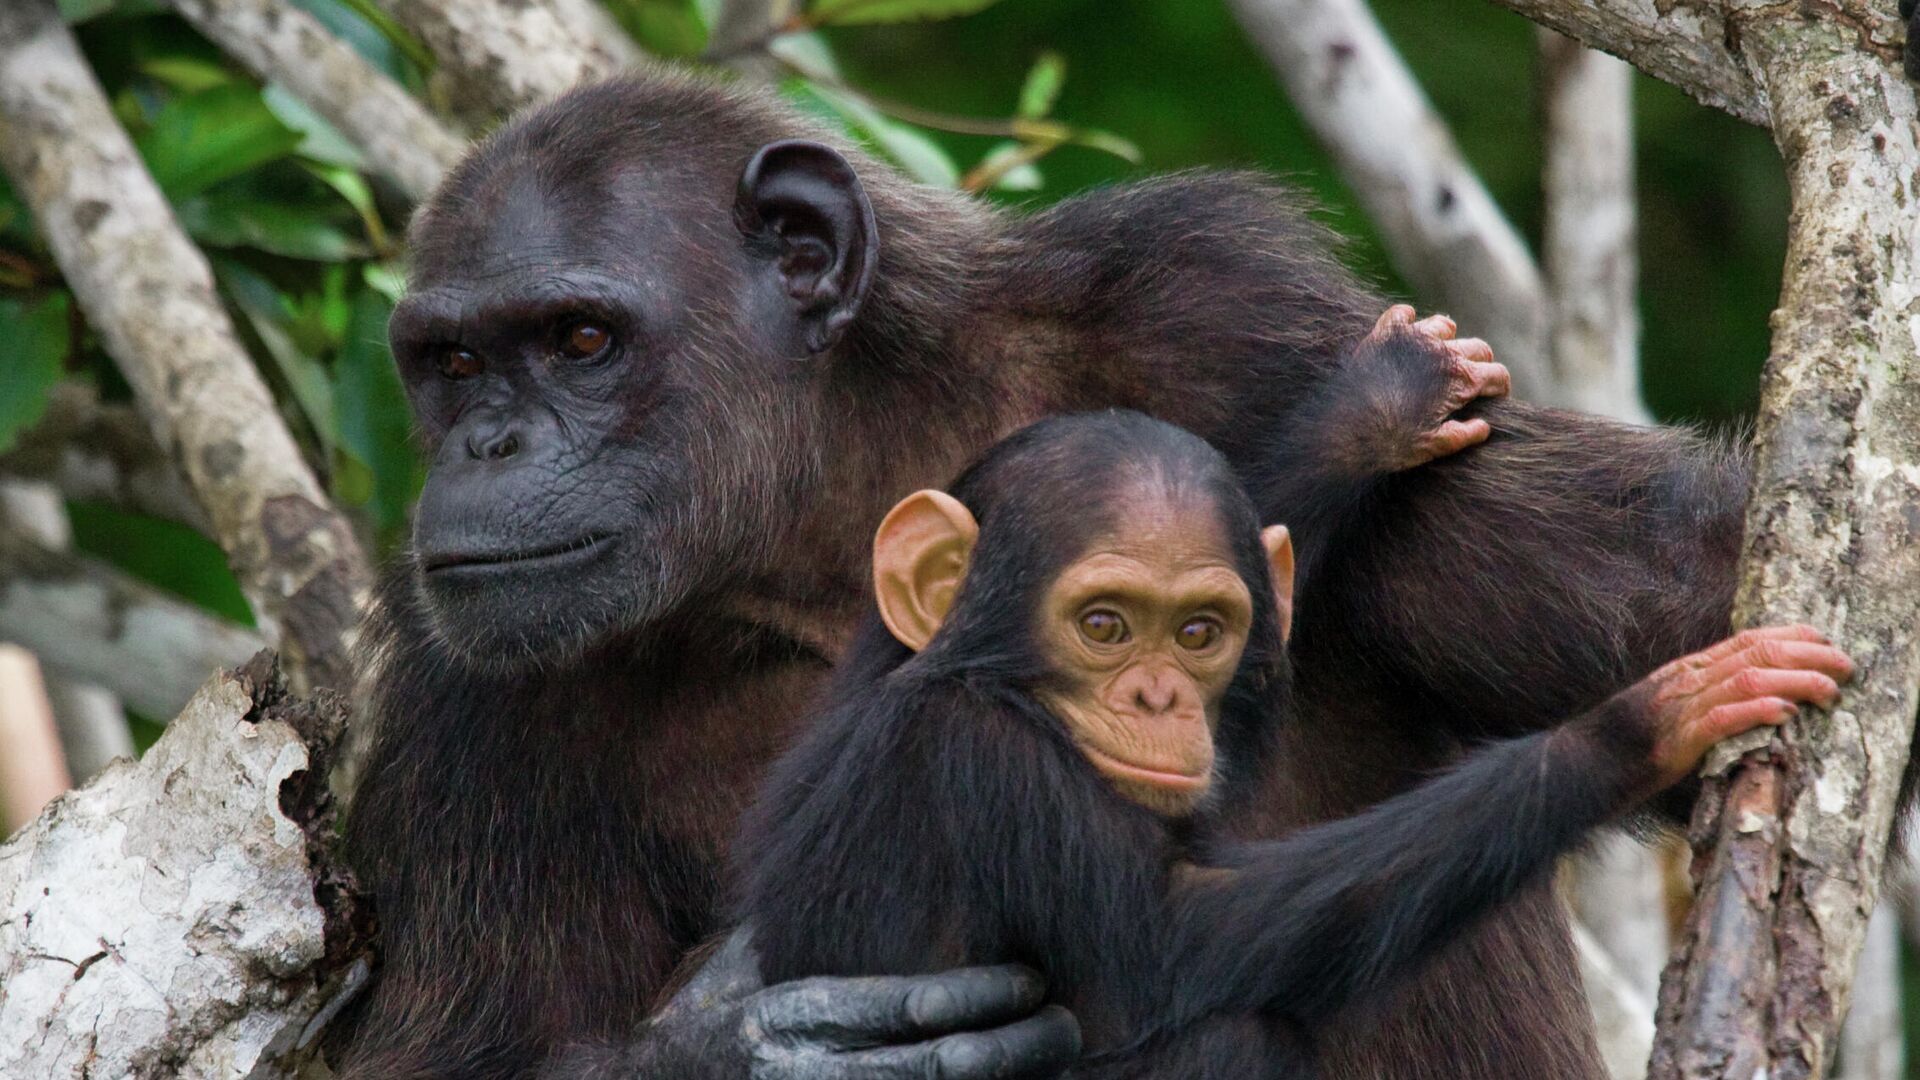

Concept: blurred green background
[[0, 0, 1784, 729]]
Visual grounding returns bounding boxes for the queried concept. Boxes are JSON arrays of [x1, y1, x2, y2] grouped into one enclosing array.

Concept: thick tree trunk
[[0, 654, 371, 1079], [0, 0, 369, 696], [1646, 9, 1920, 1077]]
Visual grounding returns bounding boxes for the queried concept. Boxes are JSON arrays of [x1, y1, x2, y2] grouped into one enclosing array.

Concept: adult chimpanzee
[[736, 409, 1851, 1078], [341, 71, 1770, 1079]]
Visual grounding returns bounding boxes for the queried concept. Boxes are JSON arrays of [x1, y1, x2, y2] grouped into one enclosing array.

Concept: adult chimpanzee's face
[[387, 139, 877, 665]]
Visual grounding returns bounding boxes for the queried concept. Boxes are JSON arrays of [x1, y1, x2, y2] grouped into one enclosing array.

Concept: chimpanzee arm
[[1247, 308, 1507, 586], [1161, 626, 1851, 1032]]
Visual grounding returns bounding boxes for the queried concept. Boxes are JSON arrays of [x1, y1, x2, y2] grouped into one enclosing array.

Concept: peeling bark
[[1538, 28, 1650, 423], [1645, 6, 1920, 1076], [373, 0, 646, 122], [0, 0, 369, 696], [165, 0, 466, 202], [0, 653, 372, 1079], [1224, 0, 1555, 397]]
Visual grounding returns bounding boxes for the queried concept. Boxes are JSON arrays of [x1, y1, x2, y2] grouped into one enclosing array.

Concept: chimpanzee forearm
[[1163, 684, 1658, 1031]]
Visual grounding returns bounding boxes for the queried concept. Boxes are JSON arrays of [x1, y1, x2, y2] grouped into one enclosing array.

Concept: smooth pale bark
[[0, 522, 265, 720], [1224, 0, 1554, 398], [0, 480, 132, 785], [0, 655, 370, 1078], [374, 0, 645, 122], [164, 0, 465, 201], [1538, 29, 1650, 423], [1646, 7, 1920, 1076], [1, 382, 207, 533], [0, 0, 369, 696]]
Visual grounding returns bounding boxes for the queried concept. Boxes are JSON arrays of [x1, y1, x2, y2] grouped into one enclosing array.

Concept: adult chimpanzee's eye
[[560, 321, 613, 360], [1176, 618, 1222, 652], [437, 347, 482, 380], [1078, 610, 1128, 645]]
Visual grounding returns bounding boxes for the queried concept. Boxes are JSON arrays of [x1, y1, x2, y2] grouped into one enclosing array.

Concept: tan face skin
[[873, 486, 1294, 819]]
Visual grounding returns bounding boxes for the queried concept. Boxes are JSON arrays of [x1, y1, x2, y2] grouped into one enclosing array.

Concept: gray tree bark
[[0, 653, 371, 1079], [1639, 3, 1920, 1075], [373, 0, 646, 122], [0, 0, 370, 697]]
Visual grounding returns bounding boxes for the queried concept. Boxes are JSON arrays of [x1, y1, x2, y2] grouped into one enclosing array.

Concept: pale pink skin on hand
[[1638, 624, 1856, 787], [1368, 304, 1511, 466]]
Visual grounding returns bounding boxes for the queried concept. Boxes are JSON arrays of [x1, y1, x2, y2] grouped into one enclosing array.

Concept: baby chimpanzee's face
[[1032, 491, 1254, 817]]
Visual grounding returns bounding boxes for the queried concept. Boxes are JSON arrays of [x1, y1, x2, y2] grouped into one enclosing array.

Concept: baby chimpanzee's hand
[[1638, 625, 1855, 788], [1367, 304, 1510, 467]]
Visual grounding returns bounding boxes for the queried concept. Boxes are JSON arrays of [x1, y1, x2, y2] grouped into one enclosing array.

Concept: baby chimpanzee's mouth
[[422, 532, 617, 573]]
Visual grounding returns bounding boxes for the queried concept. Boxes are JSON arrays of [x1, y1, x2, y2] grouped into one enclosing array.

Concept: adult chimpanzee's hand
[[545, 929, 1080, 1080]]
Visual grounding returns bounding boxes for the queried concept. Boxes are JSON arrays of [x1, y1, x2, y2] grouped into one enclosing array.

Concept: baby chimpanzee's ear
[[872, 490, 979, 651], [1261, 525, 1295, 643]]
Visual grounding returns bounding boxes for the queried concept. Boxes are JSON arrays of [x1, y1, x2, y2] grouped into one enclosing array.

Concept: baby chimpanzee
[[736, 408, 1851, 1076]]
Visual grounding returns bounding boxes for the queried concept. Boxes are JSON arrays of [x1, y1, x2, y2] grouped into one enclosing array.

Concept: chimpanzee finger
[[1698, 697, 1798, 741], [1658, 624, 1830, 676], [1686, 640, 1855, 700], [839, 1005, 1082, 1080], [1446, 337, 1496, 365], [1413, 314, 1458, 340], [1368, 304, 1418, 339], [1417, 419, 1492, 463], [753, 965, 1050, 1045], [1689, 667, 1842, 716]]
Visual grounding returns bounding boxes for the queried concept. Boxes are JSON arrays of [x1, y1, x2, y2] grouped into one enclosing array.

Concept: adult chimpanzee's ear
[[735, 140, 878, 356], [1261, 525, 1296, 644], [872, 490, 978, 652]]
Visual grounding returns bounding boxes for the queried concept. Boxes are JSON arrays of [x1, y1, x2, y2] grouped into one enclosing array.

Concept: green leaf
[[767, 31, 841, 80], [58, 0, 118, 23], [973, 141, 1044, 191], [305, 162, 390, 252], [295, 0, 433, 81], [137, 55, 235, 94], [603, 0, 708, 58], [806, 0, 1004, 27], [333, 289, 421, 534], [263, 84, 368, 171], [0, 294, 70, 454], [214, 260, 336, 450], [136, 84, 304, 199], [179, 194, 367, 261], [1068, 127, 1143, 164], [1016, 51, 1065, 121], [789, 81, 959, 187]]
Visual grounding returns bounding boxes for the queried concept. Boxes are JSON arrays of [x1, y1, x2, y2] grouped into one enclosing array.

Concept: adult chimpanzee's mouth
[[421, 532, 619, 574]]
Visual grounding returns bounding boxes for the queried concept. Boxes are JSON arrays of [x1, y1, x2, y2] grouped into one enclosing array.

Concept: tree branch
[[0, 521, 265, 721], [1225, 0, 1556, 398], [0, 382, 208, 534], [1538, 28, 1650, 423], [163, 0, 465, 202], [0, 654, 371, 1078], [1486, 0, 1766, 125], [1648, 9, 1920, 1075], [374, 0, 647, 121], [0, 0, 369, 696], [1575, 920, 1658, 1080]]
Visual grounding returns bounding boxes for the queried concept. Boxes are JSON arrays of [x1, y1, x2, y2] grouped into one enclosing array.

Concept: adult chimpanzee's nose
[[464, 414, 525, 461]]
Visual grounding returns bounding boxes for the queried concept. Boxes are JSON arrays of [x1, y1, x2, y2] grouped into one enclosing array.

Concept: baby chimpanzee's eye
[[1176, 618, 1222, 651], [1079, 610, 1128, 645]]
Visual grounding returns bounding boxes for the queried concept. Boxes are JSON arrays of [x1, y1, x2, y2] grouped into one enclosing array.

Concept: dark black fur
[[339, 71, 1761, 1079], [739, 412, 1663, 1076]]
